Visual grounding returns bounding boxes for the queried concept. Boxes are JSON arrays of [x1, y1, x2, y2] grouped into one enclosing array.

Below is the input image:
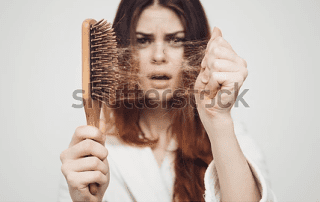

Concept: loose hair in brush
[[112, 0, 213, 201]]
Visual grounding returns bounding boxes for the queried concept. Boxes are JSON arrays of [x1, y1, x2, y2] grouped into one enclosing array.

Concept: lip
[[150, 79, 171, 89], [147, 72, 173, 80], [147, 71, 173, 89]]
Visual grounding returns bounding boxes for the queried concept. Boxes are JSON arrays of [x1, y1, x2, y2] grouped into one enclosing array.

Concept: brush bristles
[[90, 19, 119, 104]]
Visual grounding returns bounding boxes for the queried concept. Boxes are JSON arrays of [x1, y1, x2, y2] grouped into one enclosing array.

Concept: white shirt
[[58, 122, 277, 202]]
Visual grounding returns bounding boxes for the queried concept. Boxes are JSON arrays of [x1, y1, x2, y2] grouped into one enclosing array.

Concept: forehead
[[136, 5, 184, 33]]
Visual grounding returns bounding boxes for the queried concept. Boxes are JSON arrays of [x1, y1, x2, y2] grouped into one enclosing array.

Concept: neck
[[139, 104, 173, 140]]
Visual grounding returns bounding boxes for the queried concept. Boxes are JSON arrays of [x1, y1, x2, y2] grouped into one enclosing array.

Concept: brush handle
[[83, 98, 101, 127], [82, 18, 102, 196], [83, 98, 101, 195]]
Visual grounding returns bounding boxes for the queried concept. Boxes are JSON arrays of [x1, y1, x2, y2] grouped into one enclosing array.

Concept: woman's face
[[135, 5, 185, 102]]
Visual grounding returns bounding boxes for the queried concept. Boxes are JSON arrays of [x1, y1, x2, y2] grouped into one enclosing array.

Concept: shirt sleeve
[[203, 134, 278, 202]]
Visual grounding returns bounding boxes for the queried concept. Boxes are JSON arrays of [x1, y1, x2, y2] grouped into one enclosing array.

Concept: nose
[[151, 42, 167, 64]]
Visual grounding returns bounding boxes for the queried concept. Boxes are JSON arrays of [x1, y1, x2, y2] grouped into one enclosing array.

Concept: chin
[[144, 88, 173, 101]]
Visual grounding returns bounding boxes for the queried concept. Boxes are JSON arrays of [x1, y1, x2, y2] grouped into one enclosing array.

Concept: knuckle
[[92, 157, 100, 168], [201, 59, 206, 69], [61, 164, 67, 174], [104, 148, 109, 158], [206, 58, 213, 69], [88, 126, 103, 143], [91, 126, 102, 137], [99, 172, 106, 181], [241, 58, 247, 67], [102, 175, 108, 184], [213, 60, 220, 69], [60, 151, 66, 162], [99, 171, 105, 179], [103, 157, 109, 167], [102, 174, 109, 184], [74, 125, 86, 137], [75, 125, 102, 141], [102, 163, 109, 174], [89, 129, 98, 140], [83, 139, 94, 152], [243, 68, 249, 79], [94, 171, 103, 181], [66, 173, 77, 187], [213, 47, 220, 55]]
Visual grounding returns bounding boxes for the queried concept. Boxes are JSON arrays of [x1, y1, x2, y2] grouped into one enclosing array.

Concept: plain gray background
[[0, 0, 319, 201]]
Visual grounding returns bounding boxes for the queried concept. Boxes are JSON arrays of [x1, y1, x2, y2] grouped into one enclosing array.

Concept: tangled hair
[[111, 0, 213, 201]]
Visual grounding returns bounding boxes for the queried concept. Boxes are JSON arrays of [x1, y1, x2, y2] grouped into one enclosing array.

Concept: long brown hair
[[111, 0, 213, 201]]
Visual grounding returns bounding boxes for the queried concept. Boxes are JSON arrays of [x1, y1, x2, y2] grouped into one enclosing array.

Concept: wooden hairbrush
[[82, 19, 118, 195]]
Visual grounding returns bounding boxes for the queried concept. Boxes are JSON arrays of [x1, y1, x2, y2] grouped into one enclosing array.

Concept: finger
[[67, 171, 108, 188], [202, 27, 223, 61], [70, 125, 105, 147], [204, 72, 245, 97], [61, 139, 108, 163], [200, 63, 211, 84], [206, 59, 240, 72], [204, 73, 221, 99], [202, 27, 223, 65], [194, 66, 212, 107], [207, 46, 239, 62], [194, 67, 207, 93], [204, 71, 247, 101], [200, 48, 238, 83], [201, 27, 223, 83], [62, 156, 109, 176], [208, 37, 233, 52]]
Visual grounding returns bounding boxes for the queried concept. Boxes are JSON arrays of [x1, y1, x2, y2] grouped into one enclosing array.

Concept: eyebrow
[[136, 31, 185, 37]]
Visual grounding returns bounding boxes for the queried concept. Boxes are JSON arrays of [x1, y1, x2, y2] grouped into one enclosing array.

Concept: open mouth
[[149, 74, 172, 80]]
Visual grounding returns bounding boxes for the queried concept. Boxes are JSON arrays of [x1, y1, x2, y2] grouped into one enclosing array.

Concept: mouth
[[149, 74, 172, 80], [147, 73, 172, 89]]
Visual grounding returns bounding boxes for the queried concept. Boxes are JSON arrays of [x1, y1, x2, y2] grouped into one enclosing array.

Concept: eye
[[168, 36, 185, 47], [136, 37, 152, 48]]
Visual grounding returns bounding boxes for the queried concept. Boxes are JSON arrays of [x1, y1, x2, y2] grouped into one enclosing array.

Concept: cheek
[[170, 49, 184, 69], [136, 50, 150, 74], [168, 48, 184, 61], [167, 48, 184, 77]]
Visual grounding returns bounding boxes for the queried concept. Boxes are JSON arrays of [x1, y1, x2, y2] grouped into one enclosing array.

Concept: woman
[[59, 0, 277, 201]]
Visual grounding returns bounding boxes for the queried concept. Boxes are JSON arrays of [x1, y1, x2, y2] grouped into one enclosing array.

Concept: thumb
[[194, 67, 207, 91], [194, 67, 217, 108]]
